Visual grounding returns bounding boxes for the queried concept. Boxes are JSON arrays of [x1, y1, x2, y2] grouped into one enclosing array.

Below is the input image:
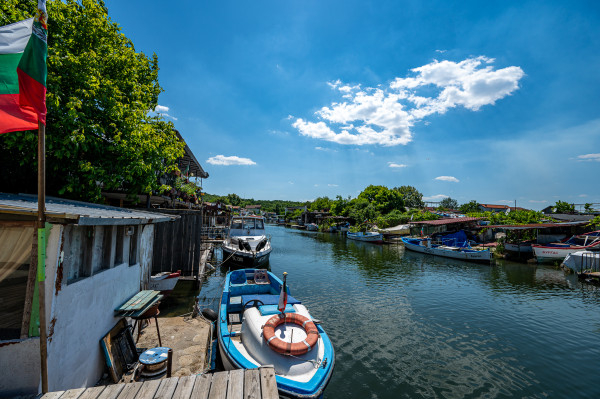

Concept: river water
[[173, 225, 600, 398]]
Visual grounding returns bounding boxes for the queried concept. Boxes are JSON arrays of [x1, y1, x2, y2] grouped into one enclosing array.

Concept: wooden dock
[[40, 368, 278, 399]]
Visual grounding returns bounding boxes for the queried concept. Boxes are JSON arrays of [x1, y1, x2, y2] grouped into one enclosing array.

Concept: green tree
[[394, 185, 424, 209], [226, 193, 242, 206], [0, 0, 184, 202], [330, 195, 351, 216], [310, 196, 332, 212], [459, 200, 480, 213], [358, 185, 405, 214], [554, 200, 575, 214], [439, 197, 459, 210], [584, 203, 594, 213]]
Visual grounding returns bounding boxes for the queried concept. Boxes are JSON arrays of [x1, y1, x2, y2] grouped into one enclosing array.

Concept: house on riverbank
[[0, 194, 175, 396]]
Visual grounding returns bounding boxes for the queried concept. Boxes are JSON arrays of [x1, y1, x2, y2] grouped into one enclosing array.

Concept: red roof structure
[[410, 217, 482, 226]]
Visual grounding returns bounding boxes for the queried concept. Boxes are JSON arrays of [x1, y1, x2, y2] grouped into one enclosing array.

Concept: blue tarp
[[440, 230, 469, 247]]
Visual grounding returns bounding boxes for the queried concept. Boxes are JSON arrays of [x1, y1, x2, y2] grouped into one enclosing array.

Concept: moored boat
[[532, 231, 600, 263], [401, 236, 492, 263], [562, 250, 600, 273], [346, 231, 384, 243], [217, 269, 335, 398], [305, 223, 318, 231], [149, 271, 180, 293], [222, 216, 272, 267]]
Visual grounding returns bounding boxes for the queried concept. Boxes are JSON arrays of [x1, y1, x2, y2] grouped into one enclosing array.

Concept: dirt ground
[[133, 314, 213, 378]]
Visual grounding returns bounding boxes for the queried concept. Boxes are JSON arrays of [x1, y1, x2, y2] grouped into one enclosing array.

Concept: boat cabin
[[229, 216, 266, 237]]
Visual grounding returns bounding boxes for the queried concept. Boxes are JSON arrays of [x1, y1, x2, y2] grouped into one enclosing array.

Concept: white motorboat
[[222, 216, 272, 267]]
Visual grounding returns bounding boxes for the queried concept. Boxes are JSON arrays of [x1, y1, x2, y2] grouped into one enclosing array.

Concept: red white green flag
[[0, 1, 48, 134]]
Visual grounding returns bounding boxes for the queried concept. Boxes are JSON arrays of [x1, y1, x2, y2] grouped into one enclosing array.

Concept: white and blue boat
[[217, 269, 335, 398], [401, 234, 492, 263], [346, 231, 384, 243]]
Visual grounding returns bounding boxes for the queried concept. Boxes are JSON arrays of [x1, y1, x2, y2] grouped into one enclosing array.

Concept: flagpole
[[37, 120, 48, 393]]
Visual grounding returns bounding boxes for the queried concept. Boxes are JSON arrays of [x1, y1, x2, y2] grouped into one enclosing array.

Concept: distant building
[[244, 205, 262, 215]]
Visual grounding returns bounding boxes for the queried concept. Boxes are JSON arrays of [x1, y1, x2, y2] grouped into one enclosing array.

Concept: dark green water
[[170, 225, 600, 398]]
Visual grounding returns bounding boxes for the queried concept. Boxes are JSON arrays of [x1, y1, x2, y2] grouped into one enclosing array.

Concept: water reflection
[[162, 226, 600, 398]]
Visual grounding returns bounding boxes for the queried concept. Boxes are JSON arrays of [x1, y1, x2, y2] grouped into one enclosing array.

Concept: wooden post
[[166, 349, 173, 378], [38, 121, 48, 393]]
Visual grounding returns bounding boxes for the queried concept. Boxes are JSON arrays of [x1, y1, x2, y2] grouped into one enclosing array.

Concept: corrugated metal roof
[[410, 217, 482, 226], [486, 221, 589, 230], [0, 193, 176, 225]]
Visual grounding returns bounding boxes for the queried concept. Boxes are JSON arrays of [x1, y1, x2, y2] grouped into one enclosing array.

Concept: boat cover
[[439, 230, 469, 247]]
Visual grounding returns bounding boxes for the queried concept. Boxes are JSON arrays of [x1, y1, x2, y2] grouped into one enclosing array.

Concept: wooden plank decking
[[40, 368, 278, 399]]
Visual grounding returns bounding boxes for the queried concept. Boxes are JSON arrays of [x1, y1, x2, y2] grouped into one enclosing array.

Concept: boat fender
[[262, 313, 319, 356], [242, 241, 252, 252], [201, 308, 218, 322], [256, 239, 266, 252]]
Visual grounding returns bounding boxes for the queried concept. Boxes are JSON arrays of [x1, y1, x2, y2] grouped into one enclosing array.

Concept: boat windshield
[[243, 219, 256, 229], [231, 218, 243, 229], [255, 219, 264, 229]]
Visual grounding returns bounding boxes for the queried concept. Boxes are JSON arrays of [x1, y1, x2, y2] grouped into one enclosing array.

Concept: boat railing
[[580, 252, 600, 273]]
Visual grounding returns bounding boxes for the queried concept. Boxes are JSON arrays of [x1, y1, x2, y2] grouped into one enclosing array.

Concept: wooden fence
[[145, 209, 203, 276]]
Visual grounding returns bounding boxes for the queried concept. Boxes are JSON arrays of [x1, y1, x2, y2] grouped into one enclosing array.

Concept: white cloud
[[435, 176, 460, 182], [529, 200, 548, 203], [315, 146, 337, 152], [328, 184, 338, 187], [388, 162, 408, 168], [293, 56, 524, 146], [579, 194, 588, 197], [577, 153, 600, 162], [154, 104, 178, 121], [423, 194, 449, 201], [206, 155, 256, 166]]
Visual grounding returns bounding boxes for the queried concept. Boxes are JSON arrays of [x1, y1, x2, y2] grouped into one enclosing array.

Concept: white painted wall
[[46, 260, 143, 391]]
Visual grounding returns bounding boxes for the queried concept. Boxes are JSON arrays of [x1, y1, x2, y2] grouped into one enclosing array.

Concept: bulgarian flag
[[0, 0, 48, 134], [278, 272, 288, 313]]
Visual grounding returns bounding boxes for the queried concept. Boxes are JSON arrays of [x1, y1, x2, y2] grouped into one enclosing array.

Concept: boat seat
[[241, 294, 301, 307], [259, 304, 296, 316]]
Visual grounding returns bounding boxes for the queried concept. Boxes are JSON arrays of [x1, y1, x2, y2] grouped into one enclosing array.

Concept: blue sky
[[104, 0, 600, 210]]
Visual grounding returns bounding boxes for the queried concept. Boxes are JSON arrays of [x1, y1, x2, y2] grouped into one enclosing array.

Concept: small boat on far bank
[[305, 223, 318, 231], [149, 271, 180, 293], [401, 235, 492, 263], [562, 250, 600, 273], [347, 231, 384, 243], [532, 231, 600, 263]]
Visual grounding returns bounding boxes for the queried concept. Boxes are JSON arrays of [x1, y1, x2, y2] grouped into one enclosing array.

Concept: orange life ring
[[262, 313, 319, 356]]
